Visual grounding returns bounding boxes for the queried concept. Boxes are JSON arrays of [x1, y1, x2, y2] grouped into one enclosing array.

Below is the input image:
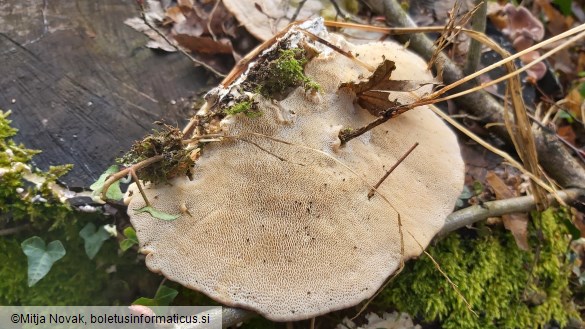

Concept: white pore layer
[[127, 37, 464, 321]]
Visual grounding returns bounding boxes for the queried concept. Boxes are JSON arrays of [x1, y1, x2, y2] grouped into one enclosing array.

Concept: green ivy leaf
[[21, 236, 66, 287], [120, 227, 139, 251], [132, 285, 178, 306], [79, 223, 111, 259], [90, 165, 124, 201], [135, 206, 179, 221]]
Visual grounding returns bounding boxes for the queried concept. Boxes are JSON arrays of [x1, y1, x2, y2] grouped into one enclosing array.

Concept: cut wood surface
[[0, 0, 215, 187]]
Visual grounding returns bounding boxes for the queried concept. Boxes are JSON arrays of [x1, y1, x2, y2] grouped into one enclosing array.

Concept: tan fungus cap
[[126, 33, 464, 321]]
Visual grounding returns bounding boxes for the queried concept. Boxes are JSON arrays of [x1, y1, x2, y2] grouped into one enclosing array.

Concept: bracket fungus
[[125, 19, 465, 321]]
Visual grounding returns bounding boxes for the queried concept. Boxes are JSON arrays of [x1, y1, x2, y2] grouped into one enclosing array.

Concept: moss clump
[[379, 208, 576, 329], [118, 124, 193, 184], [242, 48, 320, 102], [225, 100, 261, 118], [259, 48, 320, 98]]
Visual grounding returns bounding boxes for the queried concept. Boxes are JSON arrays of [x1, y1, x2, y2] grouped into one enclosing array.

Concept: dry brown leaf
[[486, 171, 530, 250], [558, 125, 577, 146], [339, 60, 438, 116], [173, 34, 233, 54]]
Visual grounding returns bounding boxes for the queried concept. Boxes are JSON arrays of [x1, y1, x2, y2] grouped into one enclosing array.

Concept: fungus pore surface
[[126, 28, 465, 321]]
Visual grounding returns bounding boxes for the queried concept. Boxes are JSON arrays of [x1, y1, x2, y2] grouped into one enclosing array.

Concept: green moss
[[258, 48, 320, 98], [378, 208, 576, 329], [240, 47, 320, 103], [118, 124, 193, 185], [225, 100, 261, 118]]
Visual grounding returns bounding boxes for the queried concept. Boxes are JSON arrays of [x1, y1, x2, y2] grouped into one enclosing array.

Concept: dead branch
[[370, 0, 585, 189], [437, 188, 585, 238]]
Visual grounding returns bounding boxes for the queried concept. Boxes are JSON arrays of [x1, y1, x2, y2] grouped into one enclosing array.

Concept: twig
[[130, 170, 151, 207], [290, 0, 307, 22], [207, 0, 221, 42], [437, 188, 585, 237], [101, 155, 164, 201], [367, 142, 419, 198], [463, 0, 487, 75], [328, 0, 349, 20], [338, 103, 412, 144], [136, 1, 226, 77]]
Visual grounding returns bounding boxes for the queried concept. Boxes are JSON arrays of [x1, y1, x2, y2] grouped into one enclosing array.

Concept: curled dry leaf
[[339, 59, 439, 116], [486, 171, 530, 251]]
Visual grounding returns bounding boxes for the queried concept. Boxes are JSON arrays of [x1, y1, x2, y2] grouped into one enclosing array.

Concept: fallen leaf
[[339, 60, 437, 116], [135, 206, 180, 221], [486, 171, 530, 250]]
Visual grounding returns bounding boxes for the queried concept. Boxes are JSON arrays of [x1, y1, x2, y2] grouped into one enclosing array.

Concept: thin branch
[[207, 0, 221, 42], [101, 155, 164, 201], [130, 169, 151, 207], [437, 188, 585, 238], [290, 0, 307, 22], [328, 0, 349, 20], [368, 142, 419, 198]]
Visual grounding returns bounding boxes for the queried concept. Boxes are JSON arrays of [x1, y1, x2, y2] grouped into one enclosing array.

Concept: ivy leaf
[[339, 59, 439, 116], [90, 165, 123, 201], [79, 223, 111, 259], [133, 285, 178, 306], [135, 206, 179, 221], [120, 226, 139, 251], [21, 236, 66, 287]]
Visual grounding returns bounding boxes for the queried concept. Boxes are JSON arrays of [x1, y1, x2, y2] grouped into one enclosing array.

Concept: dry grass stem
[[428, 104, 561, 201]]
